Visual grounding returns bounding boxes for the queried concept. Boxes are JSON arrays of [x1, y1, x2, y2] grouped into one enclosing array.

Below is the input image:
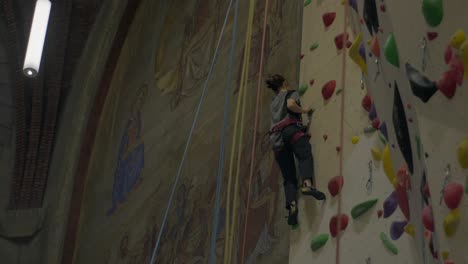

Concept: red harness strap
[[270, 118, 309, 146]]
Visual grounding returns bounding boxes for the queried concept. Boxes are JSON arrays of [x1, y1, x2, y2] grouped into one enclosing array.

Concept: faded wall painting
[[73, 0, 301, 263]]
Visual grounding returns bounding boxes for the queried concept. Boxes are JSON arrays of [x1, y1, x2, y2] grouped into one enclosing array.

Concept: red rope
[[240, 0, 270, 262], [336, 2, 349, 264]]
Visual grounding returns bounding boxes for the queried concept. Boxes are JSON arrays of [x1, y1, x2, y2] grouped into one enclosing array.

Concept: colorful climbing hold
[[304, 0, 312, 7], [329, 214, 349, 237], [380, 232, 398, 255], [442, 251, 450, 261], [362, 95, 372, 112], [351, 199, 378, 219], [351, 136, 360, 144], [427, 32, 439, 41], [371, 36, 381, 58], [328, 176, 344, 197], [390, 221, 407, 240], [422, 0, 444, 27], [438, 55, 464, 98], [363, 0, 380, 36], [345, 40, 352, 49], [450, 29, 466, 49], [444, 183, 464, 209], [422, 205, 435, 232], [405, 63, 438, 103], [460, 41, 468, 79], [377, 209, 383, 218], [382, 146, 397, 187], [369, 103, 377, 121], [336, 89, 343, 95], [384, 191, 398, 218], [378, 132, 387, 145], [423, 183, 431, 198], [371, 148, 382, 161], [336, 146, 341, 153], [364, 126, 377, 134], [334, 32, 349, 50], [310, 42, 319, 52], [349, 0, 358, 12], [322, 12, 336, 28], [323, 134, 328, 141], [359, 42, 366, 61], [445, 46, 453, 64], [309, 79, 315, 86], [300, 54, 305, 60], [349, 33, 367, 73], [322, 80, 336, 100], [443, 208, 461, 237], [372, 119, 380, 129], [310, 234, 329, 251], [379, 122, 388, 141], [384, 33, 400, 67], [380, 4, 386, 12], [404, 223, 415, 238], [298, 83, 309, 96], [396, 183, 410, 221]]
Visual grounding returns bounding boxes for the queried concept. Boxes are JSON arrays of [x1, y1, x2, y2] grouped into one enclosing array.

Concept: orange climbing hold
[[328, 176, 344, 197], [322, 80, 336, 100], [329, 214, 349, 237], [322, 12, 337, 27], [371, 36, 381, 58], [444, 183, 464, 209]]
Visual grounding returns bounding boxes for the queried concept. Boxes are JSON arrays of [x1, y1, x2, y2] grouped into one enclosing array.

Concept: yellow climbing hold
[[450, 29, 466, 49], [443, 208, 461, 237], [352, 136, 360, 144], [349, 33, 367, 73], [382, 145, 397, 188], [442, 250, 450, 261], [367, 39, 372, 45], [459, 42, 468, 79], [371, 148, 382, 161], [404, 223, 415, 238], [458, 139, 468, 168]]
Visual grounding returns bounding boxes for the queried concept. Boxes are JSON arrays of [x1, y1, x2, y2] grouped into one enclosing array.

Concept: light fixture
[[23, 0, 51, 78]]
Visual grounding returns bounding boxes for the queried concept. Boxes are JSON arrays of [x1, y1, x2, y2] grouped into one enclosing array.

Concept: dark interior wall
[[68, 0, 303, 263]]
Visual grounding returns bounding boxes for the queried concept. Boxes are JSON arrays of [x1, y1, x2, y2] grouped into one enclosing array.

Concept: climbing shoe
[[301, 186, 326, 200], [287, 204, 298, 226]]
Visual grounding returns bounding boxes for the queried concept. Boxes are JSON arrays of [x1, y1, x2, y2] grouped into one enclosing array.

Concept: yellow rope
[[223, 0, 256, 263]]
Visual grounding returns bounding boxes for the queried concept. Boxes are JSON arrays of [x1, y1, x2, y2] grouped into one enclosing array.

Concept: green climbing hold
[[422, 0, 443, 27], [310, 42, 319, 51], [336, 89, 343, 95], [380, 232, 399, 255], [379, 132, 387, 144], [304, 0, 313, 7], [310, 234, 329, 251], [299, 83, 309, 96], [364, 126, 377, 133], [384, 33, 400, 68], [351, 199, 378, 219]]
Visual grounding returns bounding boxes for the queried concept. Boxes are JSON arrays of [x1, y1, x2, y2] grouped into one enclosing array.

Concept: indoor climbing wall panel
[[297, 0, 468, 264]]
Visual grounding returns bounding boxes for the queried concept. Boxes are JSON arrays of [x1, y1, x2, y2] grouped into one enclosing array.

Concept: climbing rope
[[239, 0, 270, 262], [223, 0, 256, 263], [209, 0, 240, 263], [148, 1, 234, 263], [336, 2, 350, 264]]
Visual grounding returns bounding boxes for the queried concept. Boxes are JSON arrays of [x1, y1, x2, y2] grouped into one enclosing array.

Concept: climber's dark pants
[[274, 125, 315, 209]]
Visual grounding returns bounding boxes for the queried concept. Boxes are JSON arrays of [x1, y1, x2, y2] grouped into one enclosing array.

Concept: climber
[[266, 74, 326, 226]]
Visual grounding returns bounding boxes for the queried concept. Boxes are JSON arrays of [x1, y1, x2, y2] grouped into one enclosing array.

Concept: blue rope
[[208, 0, 240, 263], [149, 1, 234, 263]]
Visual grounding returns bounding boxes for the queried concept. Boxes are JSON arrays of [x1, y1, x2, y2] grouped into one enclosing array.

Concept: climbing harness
[[209, 0, 240, 263], [240, 1, 270, 260], [223, 0, 255, 262], [149, 1, 234, 263]]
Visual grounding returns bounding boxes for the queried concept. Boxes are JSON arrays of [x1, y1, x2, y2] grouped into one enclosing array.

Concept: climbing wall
[[295, 0, 468, 264]]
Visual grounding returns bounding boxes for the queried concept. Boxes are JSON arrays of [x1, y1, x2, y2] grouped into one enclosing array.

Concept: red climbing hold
[[380, 4, 386, 12], [334, 32, 349, 50], [377, 209, 383, 218], [328, 176, 344, 197], [445, 46, 453, 64], [423, 183, 431, 198], [438, 56, 464, 98], [336, 146, 341, 152], [322, 80, 336, 100], [329, 214, 349, 237], [362, 95, 372, 112], [371, 36, 381, 58], [372, 119, 381, 129], [309, 79, 315, 86], [300, 54, 305, 60], [323, 134, 328, 141], [346, 40, 352, 48], [360, 18, 364, 24], [396, 165, 410, 220], [427, 32, 439, 41], [444, 182, 464, 209], [422, 205, 435, 232], [322, 12, 337, 27]]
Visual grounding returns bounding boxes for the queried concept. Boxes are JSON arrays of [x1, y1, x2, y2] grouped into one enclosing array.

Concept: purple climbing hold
[[384, 191, 398, 218], [349, 0, 358, 12], [379, 122, 388, 140], [369, 103, 377, 121], [390, 221, 408, 240], [359, 42, 367, 62]]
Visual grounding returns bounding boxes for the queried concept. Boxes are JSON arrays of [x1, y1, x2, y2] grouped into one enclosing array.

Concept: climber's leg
[[274, 147, 298, 210]]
